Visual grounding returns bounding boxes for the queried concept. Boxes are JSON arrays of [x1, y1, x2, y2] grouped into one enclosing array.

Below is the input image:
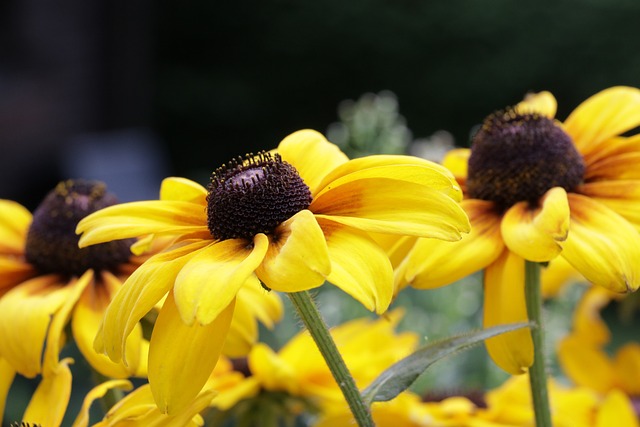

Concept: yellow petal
[[223, 292, 258, 358], [22, 358, 73, 427], [235, 276, 283, 329], [0, 275, 70, 376], [95, 240, 210, 365], [248, 343, 299, 395], [515, 91, 557, 118], [586, 151, 640, 181], [578, 180, 640, 230], [77, 200, 208, 247], [564, 86, 640, 157], [0, 257, 37, 293], [613, 343, 640, 395], [561, 193, 640, 292], [159, 177, 207, 204], [73, 272, 143, 378], [582, 134, 640, 167], [540, 257, 583, 298], [71, 379, 133, 427], [256, 210, 330, 292], [557, 335, 615, 393], [442, 148, 470, 188], [174, 235, 268, 325], [483, 251, 533, 375], [405, 199, 504, 289], [573, 286, 614, 344], [317, 218, 393, 313], [596, 389, 640, 427], [0, 358, 15, 421], [501, 187, 569, 262], [0, 199, 31, 253], [149, 291, 234, 415], [312, 179, 470, 241], [276, 129, 349, 192]]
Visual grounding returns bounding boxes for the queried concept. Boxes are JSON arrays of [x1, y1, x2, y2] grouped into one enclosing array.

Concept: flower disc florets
[[467, 109, 585, 211], [25, 180, 134, 276], [207, 152, 312, 241]]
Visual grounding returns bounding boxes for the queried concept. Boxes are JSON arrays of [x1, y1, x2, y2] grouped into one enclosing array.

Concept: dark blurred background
[[3, 0, 640, 210]]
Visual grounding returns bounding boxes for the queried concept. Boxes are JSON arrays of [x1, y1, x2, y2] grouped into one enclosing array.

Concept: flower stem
[[524, 261, 552, 427], [288, 291, 374, 427]]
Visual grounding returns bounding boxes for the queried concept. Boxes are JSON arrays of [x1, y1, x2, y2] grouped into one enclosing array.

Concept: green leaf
[[361, 322, 532, 404]]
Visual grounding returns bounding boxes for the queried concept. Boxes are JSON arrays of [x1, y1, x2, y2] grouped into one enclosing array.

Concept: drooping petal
[[483, 251, 533, 375], [314, 154, 460, 200], [596, 389, 640, 427], [73, 272, 144, 378], [22, 358, 73, 427], [316, 218, 393, 314], [0, 275, 71, 377], [578, 179, 640, 230], [256, 210, 331, 292], [149, 291, 234, 415], [564, 86, 640, 157], [0, 199, 31, 253], [501, 187, 570, 262], [159, 177, 207, 204], [557, 335, 615, 393], [515, 91, 557, 118], [77, 200, 209, 247], [276, 129, 349, 193], [561, 193, 640, 293], [174, 235, 268, 326], [71, 379, 133, 427], [312, 179, 470, 241], [0, 358, 15, 421], [95, 240, 210, 365], [404, 199, 504, 289]]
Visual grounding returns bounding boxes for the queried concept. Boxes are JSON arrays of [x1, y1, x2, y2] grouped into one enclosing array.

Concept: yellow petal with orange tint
[[0, 199, 31, 253], [483, 251, 533, 375], [317, 217, 393, 314], [578, 179, 640, 230], [256, 210, 330, 292], [160, 177, 207, 204], [562, 193, 640, 293], [149, 291, 234, 415], [515, 91, 557, 118], [276, 129, 349, 192], [173, 235, 268, 326], [405, 199, 504, 289], [501, 187, 569, 262], [564, 86, 640, 157]]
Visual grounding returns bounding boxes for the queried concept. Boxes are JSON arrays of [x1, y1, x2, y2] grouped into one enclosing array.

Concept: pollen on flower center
[[24, 180, 134, 277], [207, 151, 312, 241], [466, 109, 585, 211]]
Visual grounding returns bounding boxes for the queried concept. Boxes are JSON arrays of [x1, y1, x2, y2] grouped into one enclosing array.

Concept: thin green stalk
[[288, 291, 374, 427], [525, 261, 553, 427]]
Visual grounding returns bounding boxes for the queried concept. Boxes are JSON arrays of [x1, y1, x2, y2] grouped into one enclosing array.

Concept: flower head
[[398, 87, 640, 375], [76, 129, 470, 413]]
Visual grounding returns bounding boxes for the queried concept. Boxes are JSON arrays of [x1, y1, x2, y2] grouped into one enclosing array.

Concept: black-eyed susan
[[76, 129, 470, 414], [398, 87, 640, 375]]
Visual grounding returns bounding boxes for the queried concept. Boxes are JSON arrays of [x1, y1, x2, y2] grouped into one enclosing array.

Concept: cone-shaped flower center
[[467, 109, 585, 211], [207, 152, 312, 241], [25, 180, 134, 276]]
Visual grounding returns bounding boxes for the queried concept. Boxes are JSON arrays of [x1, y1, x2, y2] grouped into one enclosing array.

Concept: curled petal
[[317, 218, 393, 314], [22, 358, 73, 427], [277, 129, 349, 193], [256, 210, 331, 292], [71, 379, 133, 427], [515, 91, 557, 118], [564, 86, 640, 157], [149, 291, 234, 415], [174, 235, 268, 325], [501, 187, 569, 262], [561, 194, 640, 293], [405, 199, 504, 289], [159, 177, 207, 204], [483, 251, 533, 375]]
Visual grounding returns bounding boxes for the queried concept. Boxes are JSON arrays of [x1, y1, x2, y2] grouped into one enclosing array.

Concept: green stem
[[288, 291, 374, 427], [524, 261, 553, 427]]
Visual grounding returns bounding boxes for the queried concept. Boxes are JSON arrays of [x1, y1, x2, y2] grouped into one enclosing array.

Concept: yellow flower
[[76, 129, 469, 414], [558, 286, 640, 399], [398, 87, 640, 375], [0, 180, 152, 382]]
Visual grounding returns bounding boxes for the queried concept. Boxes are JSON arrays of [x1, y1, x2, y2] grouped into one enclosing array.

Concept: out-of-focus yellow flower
[[76, 129, 469, 414], [558, 286, 640, 398], [397, 87, 640, 375]]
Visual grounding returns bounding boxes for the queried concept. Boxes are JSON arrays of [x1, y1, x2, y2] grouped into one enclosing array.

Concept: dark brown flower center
[[24, 180, 134, 276], [207, 152, 312, 241], [467, 109, 585, 211]]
